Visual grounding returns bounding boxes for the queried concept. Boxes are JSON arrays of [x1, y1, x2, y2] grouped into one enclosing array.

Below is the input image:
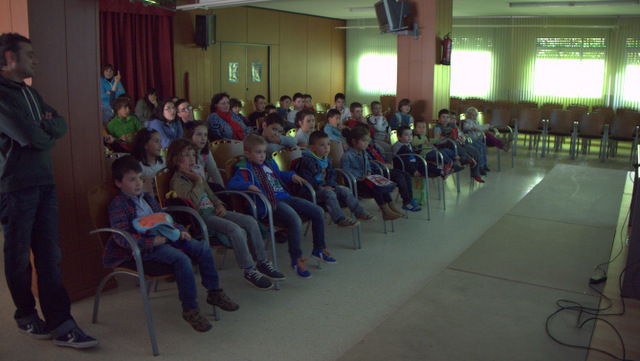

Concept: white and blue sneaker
[[292, 258, 312, 279], [311, 249, 337, 264], [402, 202, 422, 212]]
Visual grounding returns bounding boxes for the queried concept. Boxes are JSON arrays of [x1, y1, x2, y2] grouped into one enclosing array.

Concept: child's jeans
[[203, 211, 267, 269], [273, 196, 326, 263], [356, 180, 392, 205], [142, 239, 219, 311], [316, 185, 364, 223], [389, 169, 413, 205]]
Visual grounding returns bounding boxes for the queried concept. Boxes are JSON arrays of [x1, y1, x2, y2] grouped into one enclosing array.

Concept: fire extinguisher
[[442, 33, 452, 65]]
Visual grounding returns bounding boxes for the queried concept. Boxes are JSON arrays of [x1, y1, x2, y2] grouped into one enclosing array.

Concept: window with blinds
[[450, 37, 494, 98], [533, 37, 606, 98], [623, 38, 640, 103]]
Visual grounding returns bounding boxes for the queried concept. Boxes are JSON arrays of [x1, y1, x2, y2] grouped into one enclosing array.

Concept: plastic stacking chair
[[209, 139, 244, 182], [87, 181, 217, 356]]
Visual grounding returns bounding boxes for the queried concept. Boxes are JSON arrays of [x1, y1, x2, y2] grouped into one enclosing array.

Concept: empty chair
[[209, 139, 244, 182], [592, 106, 615, 125], [567, 104, 588, 122], [577, 112, 608, 161], [540, 103, 563, 120], [488, 107, 515, 169], [511, 101, 538, 119], [608, 114, 640, 161], [514, 108, 543, 154], [547, 109, 578, 158]]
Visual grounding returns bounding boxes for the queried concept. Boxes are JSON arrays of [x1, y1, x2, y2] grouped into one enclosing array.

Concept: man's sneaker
[[356, 212, 376, 222], [292, 258, 311, 279], [257, 261, 286, 281], [337, 218, 359, 228], [53, 327, 98, 349], [402, 203, 422, 212], [18, 316, 51, 340], [207, 289, 240, 311], [244, 267, 273, 290], [182, 308, 212, 332], [311, 249, 337, 264]]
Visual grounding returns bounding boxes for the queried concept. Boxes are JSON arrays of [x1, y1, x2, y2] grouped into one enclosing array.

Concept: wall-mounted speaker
[[195, 14, 215, 49]]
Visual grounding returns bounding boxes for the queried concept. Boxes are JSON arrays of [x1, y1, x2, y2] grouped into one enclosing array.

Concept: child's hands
[[291, 174, 307, 185], [103, 134, 115, 144], [181, 167, 202, 184], [180, 231, 191, 241], [248, 185, 262, 193], [153, 235, 168, 246], [413, 170, 420, 177], [214, 203, 227, 217], [120, 134, 128, 142], [114, 70, 121, 83]]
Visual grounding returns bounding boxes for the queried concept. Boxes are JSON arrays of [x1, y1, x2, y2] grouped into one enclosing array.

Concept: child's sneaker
[[311, 249, 337, 264], [355, 212, 376, 222], [292, 258, 312, 279], [244, 267, 273, 290], [402, 203, 422, 212], [182, 308, 212, 332], [257, 261, 286, 281], [410, 199, 420, 207], [53, 327, 99, 349], [207, 289, 239, 311], [337, 218, 359, 228], [17, 316, 51, 340]]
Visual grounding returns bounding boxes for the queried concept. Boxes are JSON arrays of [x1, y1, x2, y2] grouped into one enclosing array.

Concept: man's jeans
[[1, 185, 76, 337]]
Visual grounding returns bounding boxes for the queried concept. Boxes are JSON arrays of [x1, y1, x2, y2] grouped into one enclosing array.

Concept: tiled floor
[[0, 143, 637, 361]]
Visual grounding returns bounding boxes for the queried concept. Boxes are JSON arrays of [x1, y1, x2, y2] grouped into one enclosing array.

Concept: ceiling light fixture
[[509, 0, 639, 7], [176, 0, 272, 11]]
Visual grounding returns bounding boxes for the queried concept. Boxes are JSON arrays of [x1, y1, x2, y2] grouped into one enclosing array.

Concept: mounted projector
[[132, 0, 176, 11], [374, 0, 418, 40]]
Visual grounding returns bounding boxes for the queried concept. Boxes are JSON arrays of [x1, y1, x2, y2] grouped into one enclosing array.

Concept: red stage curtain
[[99, 0, 175, 105]]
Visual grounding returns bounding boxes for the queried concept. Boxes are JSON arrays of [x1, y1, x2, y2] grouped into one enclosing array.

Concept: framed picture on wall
[[229, 62, 239, 83], [252, 62, 262, 82]]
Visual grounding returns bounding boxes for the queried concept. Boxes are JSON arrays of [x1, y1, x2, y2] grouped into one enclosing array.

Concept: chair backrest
[[256, 116, 266, 131], [362, 104, 372, 117], [315, 111, 327, 130], [517, 108, 542, 131], [103, 153, 129, 181], [315, 102, 330, 112], [154, 167, 173, 207], [389, 129, 398, 145], [592, 106, 615, 125], [272, 147, 304, 171], [489, 107, 511, 127], [567, 105, 588, 121], [286, 128, 297, 137], [193, 107, 206, 121], [380, 95, 396, 112], [209, 139, 244, 174], [540, 103, 563, 120], [328, 140, 344, 168], [579, 113, 605, 136], [87, 181, 121, 247], [517, 101, 537, 109], [611, 114, 639, 138], [224, 155, 245, 180], [616, 107, 639, 116], [548, 109, 574, 133]]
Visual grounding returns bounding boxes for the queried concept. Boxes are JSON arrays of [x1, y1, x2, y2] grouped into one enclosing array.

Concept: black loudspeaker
[[195, 14, 215, 49]]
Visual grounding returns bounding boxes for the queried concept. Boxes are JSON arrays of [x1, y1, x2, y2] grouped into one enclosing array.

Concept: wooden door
[[220, 43, 247, 99], [246, 45, 269, 109]]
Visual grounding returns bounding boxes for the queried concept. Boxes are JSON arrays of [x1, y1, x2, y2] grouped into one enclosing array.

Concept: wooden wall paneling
[[270, 44, 280, 104], [203, 43, 213, 105], [195, 46, 205, 104], [9, 0, 29, 35], [215, 7, 248, 43], [0, 1, 12, 33], [330, 19, 346, 105], [246, 45, 270, 104], [220, 43, 247, 99], [278, 12, 307, 97], [306, 16, 332, 106], [247, 7, 279, 45]]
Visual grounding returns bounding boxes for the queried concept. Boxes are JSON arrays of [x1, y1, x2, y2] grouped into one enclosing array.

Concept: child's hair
[[144, 88, 159, 108], [265, 104, 276, 112], [327, 108, 341, 121], [414, 119, 426, 126], [450, 111, 458, 117], [153, 98, 176, 123], [182, 121, 209, 155], [279, 95, 291, 103], [131, 128, 164, 166], [295, 109, 314, 127], [101, 63, 114, 75], [209, 92, 230, 113], [398, 98, 411, 111], [308, 130, 328, 146], [113, 97, 131, 113], [438, 108, 450, 117], [174, 98, 188, 111], [243, 134, 267, 152], [166, 138, 197, 171], [292, 93, 304, 102], [370, 100, 381, 108], [264, 112, 285, 128], [254, 94, 265, 102], [0, 33, 30, 68], [112, 155, 143, 182], [465, 107, 478, 118], [342, 126, 370, 148], [304, 94, 312, 100], [350, 102, 363, 113], [334, 93, 345, 102], [397, 125, 412, 139], [230, 98, 242, 110]]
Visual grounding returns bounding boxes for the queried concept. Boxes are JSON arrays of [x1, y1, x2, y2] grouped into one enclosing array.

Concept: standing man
[[0, 33, 98, 349]]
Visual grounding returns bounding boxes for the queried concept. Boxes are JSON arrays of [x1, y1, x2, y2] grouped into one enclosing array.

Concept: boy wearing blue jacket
[[227, 134, 336, 279], [296, 131, 375, 228]]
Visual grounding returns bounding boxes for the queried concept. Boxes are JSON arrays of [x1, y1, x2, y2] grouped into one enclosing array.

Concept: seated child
[[296, 131, 376, 227], [248, 95, 266, 127], [261, 112, 297, 155], [265, 104, 277, 114], [346, 102, 368, 129], [368, 100, 390, 144], [277, 95, 291, 119], [303, 94, 315, 112], [294, 109, 315, 147], [323, 108, 346, 145], [433, 109, 484, 183], [105, 156, 238, 332], [410, 119, 457, 175], [393, 125, 442, 180], [183, 121, 225, 191], [167, 139, 284, 290], [227, 134, 336, 279], [452, 110, 488, 174], [230, 98, 251, 128], [389, 98, 414, 130], [331, 93, 351, 122], [105, 97, 142, 151], [340, 126, 404, 220], [130, 128, 165, 196], [286, 92, 304, 130]]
